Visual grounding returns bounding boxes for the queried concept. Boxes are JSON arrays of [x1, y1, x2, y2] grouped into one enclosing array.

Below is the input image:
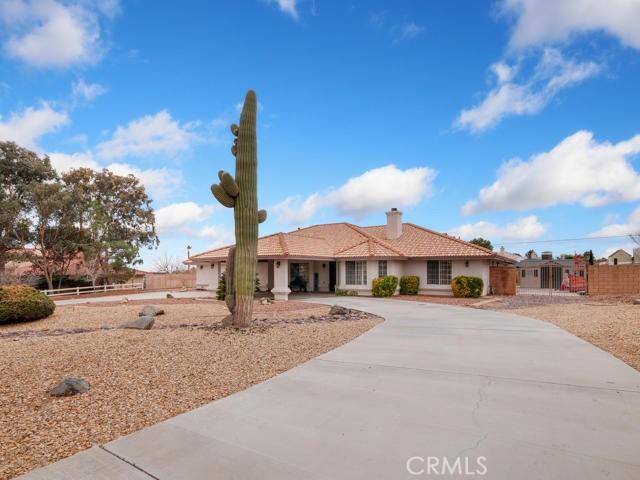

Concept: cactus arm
[[230, 124, 239, 136], [257, 209, 267, 224], [211, 184, 235, 208], [219, 171, 239, 197]]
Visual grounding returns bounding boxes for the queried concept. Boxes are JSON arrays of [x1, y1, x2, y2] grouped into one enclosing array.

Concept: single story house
[[607, 249, 634, 265], [186, 209, 513, 300], [517, 252, 586, 291]]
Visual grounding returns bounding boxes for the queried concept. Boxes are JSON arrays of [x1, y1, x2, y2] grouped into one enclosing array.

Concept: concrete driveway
[[19, 297, 640, 479]]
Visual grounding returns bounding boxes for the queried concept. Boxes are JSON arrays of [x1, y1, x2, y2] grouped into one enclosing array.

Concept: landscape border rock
[[49, 377, 90, 397], [122, 316, 155, 330], [138, 305, 165, 317]]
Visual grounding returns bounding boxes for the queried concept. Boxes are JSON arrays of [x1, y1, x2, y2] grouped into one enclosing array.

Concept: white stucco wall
[[195, 262, 220, 290], [195, 257, 492, 297]]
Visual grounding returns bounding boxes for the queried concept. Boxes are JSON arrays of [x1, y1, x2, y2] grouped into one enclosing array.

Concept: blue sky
[[1, 0, 640, 268]]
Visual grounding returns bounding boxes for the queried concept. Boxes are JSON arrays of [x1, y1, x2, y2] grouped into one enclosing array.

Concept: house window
[[614, 258, 618, 265], [378, 260, 387, 277], [427, 260, 452, 285], [522, 270, 526, 278], [345, 261, 367, 285], [290, 263, 309, 282], [534, 269, 538, 278]]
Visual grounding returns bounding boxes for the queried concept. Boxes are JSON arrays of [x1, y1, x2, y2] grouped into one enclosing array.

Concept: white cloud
[[269, 0, 299, 19], [273, 164, 436, 224], [395, 22, 424, 42], [589, 207, 640, 237], [451, 215, 547, 241], [272, 193, 322, 225], [48, 151, 183, 200], [72, 78, 107, 102], [455, 48, 600, 132], [155, 202, 215, 233], [195, 225, 234, 248], [49, 151, 99, 171], [105, 162, 184, 200], [501, 0, 640, 50], [463, 130, 640, 215], [0, 103, 69, 149], [95, 110, 197, 160], [0, 0, 117, 68]]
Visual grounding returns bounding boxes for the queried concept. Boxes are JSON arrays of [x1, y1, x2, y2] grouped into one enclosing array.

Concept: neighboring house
[[517, 252, 586, 291], [3, 249, 91, 280], [498, 246, 523, 262], [186, 209, 514, 300], [607, 249, 633, 265]]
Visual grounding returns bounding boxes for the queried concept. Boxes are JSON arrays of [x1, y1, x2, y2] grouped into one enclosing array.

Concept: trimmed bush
[[216, 272, 226, 300], [335, 289, 358, 296], [451, 276, 484, 298], [0, 285, 55, 324], [399, 275, 420, 295], [372, 275, 398, 297]]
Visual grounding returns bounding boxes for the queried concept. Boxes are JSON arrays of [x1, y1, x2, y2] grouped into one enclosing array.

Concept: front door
[[329, 262, 336, 292], [313, 272, 319, 292]]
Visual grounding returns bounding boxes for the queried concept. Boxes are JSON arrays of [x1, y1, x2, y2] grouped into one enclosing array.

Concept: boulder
[[166, 293, 174, 299], [123, 316, 155, 330], [634, 299, 640, 305], [138, 305, 165, 317], [329, 305, 350, 316], [49, 377, 90, 397]]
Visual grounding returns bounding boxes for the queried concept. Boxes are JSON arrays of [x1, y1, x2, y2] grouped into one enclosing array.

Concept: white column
[[271, 259, 290, 301]]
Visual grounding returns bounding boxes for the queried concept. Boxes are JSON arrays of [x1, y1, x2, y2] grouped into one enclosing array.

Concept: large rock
[[123, 316, 155, 330], [166, 293, 174, 299], [634, 299, 640, 305], [138, 305, 165, 317], [329, 305, 350, 316], [49, 377, 90, 397]]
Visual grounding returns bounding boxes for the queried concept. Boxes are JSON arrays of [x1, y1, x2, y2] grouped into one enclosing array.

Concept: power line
[[498, 234, 635, 246]]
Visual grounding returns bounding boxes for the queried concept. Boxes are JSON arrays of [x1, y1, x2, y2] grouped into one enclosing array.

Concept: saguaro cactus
[[211, 90, 266, 327]]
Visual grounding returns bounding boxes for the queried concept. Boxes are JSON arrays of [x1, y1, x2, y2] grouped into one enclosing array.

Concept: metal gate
[[518, 258, 587, 297]]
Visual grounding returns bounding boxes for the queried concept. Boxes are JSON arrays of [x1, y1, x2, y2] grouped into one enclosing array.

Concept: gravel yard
[[0, 300, 381, 479], [489, 297, 640, 373]]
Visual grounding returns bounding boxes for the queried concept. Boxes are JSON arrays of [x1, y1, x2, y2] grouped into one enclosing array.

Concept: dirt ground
[[486, 295, 640, 373], [0, 300, 381, 480]]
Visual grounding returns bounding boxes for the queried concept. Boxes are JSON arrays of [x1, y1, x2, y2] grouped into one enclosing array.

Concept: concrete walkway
[[19, 297, 640, 479], [54, 290, 213, 306]]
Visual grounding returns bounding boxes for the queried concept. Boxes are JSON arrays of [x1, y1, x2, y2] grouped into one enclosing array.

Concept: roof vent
[[385, 209, 402, 240]]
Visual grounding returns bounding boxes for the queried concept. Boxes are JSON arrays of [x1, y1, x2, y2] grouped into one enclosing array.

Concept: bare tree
[[153, 253, 184, 274]]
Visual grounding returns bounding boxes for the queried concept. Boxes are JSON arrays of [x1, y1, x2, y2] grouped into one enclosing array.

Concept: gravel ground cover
[[390, 295, 479, 306], [0, 301, 381, 479], [487, 296, 640, 373]]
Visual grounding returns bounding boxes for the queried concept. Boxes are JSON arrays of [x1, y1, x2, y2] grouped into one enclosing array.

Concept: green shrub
[[399, 275, 420, 295], [451, 276, 484, 298], [216, 272, 226, 300], [36, 275, 92, 290], [0, 285, 55, 324], [335, 288, 358, 296], [372, 275, 398, 297]]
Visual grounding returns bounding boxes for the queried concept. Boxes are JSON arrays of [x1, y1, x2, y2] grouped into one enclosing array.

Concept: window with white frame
[[345, 261, 367, 285], [426, 260, 452, 285], [378, 260, 387, 277]]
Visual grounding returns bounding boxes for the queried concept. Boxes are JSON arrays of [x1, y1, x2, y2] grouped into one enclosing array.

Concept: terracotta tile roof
[[189, 222, 510, 262]]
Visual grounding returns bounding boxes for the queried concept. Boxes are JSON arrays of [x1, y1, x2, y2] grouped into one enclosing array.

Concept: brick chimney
[[385, 208, 402, 240]]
